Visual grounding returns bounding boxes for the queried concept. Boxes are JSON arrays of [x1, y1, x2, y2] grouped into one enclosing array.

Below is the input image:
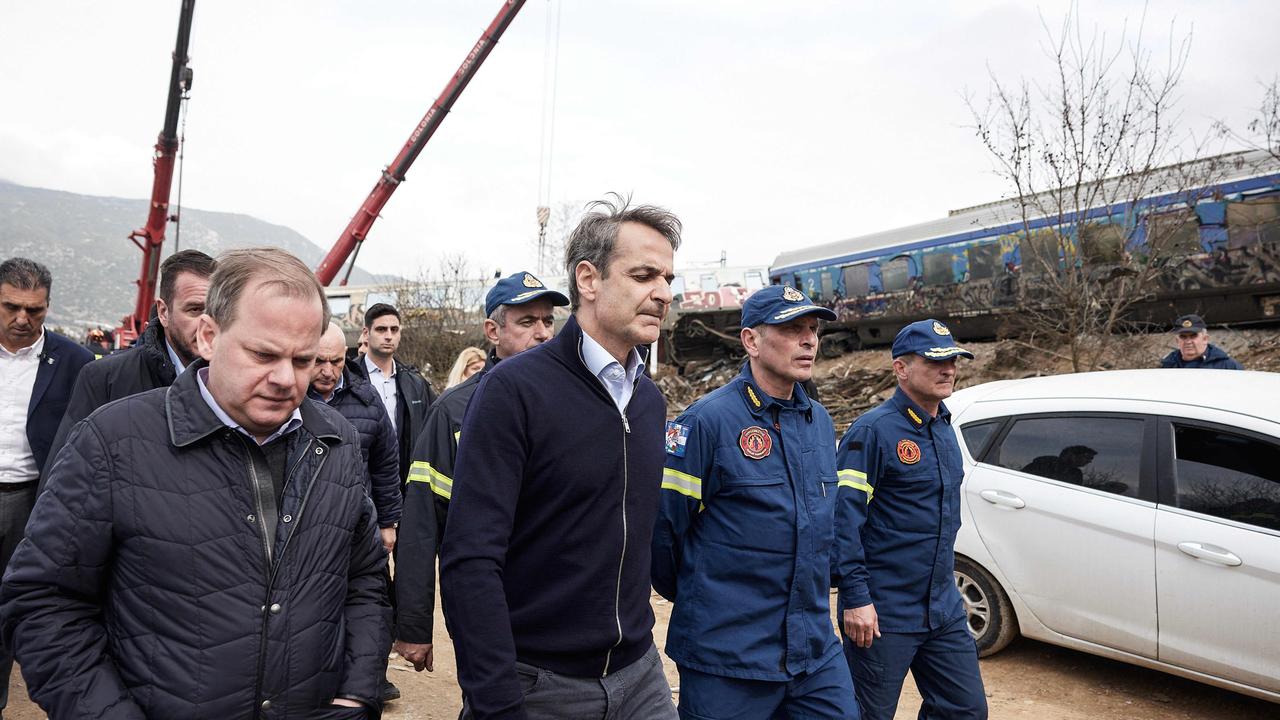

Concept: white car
[[946, 369, 1280, 703]]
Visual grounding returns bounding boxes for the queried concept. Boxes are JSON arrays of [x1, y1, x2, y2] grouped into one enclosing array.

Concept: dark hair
[[0, 257, 53, 297], [159, 250, 217, 305], [206, 248, 330, 331], [364, 303, 401, 328], [563, 193, 682, 310]]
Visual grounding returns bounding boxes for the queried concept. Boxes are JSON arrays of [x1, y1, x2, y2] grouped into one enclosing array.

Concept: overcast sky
[[2, 1, 1277, 281]]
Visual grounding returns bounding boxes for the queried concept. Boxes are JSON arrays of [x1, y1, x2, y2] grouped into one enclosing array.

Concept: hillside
[[0, 180, 387, 330]]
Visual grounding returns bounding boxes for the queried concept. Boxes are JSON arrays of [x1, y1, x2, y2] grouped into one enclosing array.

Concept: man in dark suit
[[0, 256, 93, 713]]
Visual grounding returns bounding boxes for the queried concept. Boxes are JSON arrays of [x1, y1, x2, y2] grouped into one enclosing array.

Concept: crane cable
[[535, 0, 562, 274], [172, 84, 192, 251]]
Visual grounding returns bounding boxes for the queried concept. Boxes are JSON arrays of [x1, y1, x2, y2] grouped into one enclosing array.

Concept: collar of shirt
[[580, 329, 641, 411], [891, 386, 951, 433], [0, 329, 45, 359], [196, 367, 302, 445], [364, 353, 396, 380], [164, 339, 190, 376]]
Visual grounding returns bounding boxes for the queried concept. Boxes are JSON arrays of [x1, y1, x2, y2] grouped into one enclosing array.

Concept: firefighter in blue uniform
[[835, 319, 987, 720], [653, 285, 859, 719]]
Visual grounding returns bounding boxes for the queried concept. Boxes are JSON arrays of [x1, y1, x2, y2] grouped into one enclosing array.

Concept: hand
[[380, 527, 397, 554], [843, 603, 881, 648], [330, 697, 363, 708], [394, 640, 434, 672]]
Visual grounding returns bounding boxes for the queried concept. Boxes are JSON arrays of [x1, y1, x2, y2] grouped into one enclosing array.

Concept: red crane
[[118, 0, 196, 345], [316, 0, 527, 286]]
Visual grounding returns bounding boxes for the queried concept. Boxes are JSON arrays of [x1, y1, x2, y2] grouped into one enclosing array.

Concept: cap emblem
[[897, 439, 921, 465], [933, 321, 951, 336], [782, 286, 804, 302], [523, 273, 543, 288], [740, 426, 772, 460], [1181, 319, 1192, 328]]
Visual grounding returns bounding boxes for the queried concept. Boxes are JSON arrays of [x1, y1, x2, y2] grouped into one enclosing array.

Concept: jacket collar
[[736, 362, 812, 417], [890, 386, 950, 433], [168, 359, 346, 448]]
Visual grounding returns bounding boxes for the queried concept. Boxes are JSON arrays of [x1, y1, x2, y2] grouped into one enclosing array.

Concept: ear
[[155, 297, 171, 328], [892, 356, 910, 382], [574, 260, 601, 305], [740, 326, 762, 359], [195, 314, 218, 361], [483, 318, 500, 347]]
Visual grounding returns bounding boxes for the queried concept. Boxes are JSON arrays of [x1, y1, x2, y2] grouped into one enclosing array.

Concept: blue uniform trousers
[[676, 650, 859, 719], [841, 616, 986, 720]]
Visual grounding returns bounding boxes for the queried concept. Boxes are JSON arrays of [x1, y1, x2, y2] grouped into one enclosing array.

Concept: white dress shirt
[[0, 331, 45, 483], [364, 354, 398, 432], [165, 339, 190, 377], [196, 367, 302, 445], [580, 329, 642, 414]]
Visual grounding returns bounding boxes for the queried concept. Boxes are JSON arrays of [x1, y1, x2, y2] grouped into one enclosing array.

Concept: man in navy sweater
[[440, 195, 682, 720]]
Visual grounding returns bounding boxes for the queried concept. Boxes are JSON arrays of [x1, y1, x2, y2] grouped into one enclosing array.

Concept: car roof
[[947, 369, 1280, 425]]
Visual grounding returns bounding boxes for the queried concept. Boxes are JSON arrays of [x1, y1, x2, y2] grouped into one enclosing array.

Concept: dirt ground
[[9, 590, 1270, 719]]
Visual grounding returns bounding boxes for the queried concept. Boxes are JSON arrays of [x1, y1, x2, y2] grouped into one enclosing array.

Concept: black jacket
[[0, 362, 391, 719], [42, 317, 177, 488], [397, 350, 496, 644], [23, 330, 93, 482], [439, 316, 665, 719], [348, 356, 437, 481], [309, 367, 403, 527]]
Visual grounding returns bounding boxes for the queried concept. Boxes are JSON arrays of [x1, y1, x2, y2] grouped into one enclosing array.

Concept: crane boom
[[316, 0, 526, 286], [119, 0, 196, 345]]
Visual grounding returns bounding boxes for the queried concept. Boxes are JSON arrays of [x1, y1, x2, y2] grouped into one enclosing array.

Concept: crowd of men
[[0, 195, 1249, 720]]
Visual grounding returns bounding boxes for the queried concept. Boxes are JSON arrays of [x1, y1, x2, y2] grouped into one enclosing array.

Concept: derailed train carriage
[[662, 150, 1280, 366]]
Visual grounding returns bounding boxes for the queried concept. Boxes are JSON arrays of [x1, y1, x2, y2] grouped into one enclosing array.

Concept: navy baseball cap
[[891, 319, 974, 360], [740, 285, 837, 328], [484, 272, 569, 318], [1171, 314, 1207, 334]]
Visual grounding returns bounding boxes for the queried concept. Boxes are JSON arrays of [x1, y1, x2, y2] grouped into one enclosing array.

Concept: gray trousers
[[0, 483, 37, 711], [462, 644, 678, 720]]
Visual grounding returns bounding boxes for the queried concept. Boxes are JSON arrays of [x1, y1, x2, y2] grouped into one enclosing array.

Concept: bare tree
[[968, 7, 1226, 371], [379, 253, 492, 387]]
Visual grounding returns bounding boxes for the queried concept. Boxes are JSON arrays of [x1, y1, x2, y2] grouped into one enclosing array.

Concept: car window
[[991, 416, 1143, 498], [1172, 424, 1280, 531], [960, 420, 1001, 459]]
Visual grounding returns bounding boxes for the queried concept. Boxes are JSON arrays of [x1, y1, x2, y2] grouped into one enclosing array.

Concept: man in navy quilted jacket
[[0, 248, 391, 719]]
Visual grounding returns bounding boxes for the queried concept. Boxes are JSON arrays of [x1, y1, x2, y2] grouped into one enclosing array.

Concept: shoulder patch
[[665, 421, 690, 457]]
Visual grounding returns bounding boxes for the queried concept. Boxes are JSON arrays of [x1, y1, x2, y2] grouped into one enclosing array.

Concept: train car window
[[1080, 222, 1127, 263], [700, 274, 719, 292], [880, 256, 911, 292], [842, 264, 870, 297], [670, 276, 687, 299], [967, 243, 1001, 280], [1146, 211, 1200, 255], [793, 273, 803, 289], [1227, 197, 1280, 249], [820, 271, 834, 300], [744, 270, 766, 291], [1021, 231, 1061, 275], [922, 250, 955, 286]]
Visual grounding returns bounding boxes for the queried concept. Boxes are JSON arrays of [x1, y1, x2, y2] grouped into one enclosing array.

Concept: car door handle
[[979, 489, 1026, 509], [1177, 542, 1242, 567]]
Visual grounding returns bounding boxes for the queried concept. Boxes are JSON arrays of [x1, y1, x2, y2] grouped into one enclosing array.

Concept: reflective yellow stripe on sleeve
[[407, 460, 454, 500], [661, 468, 703, 501], [838, 468, 874, 502]]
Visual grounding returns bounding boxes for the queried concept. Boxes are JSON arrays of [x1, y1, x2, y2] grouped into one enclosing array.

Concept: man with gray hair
[[2, 248, 391, 718], [0, 257, 93, 714], [441, 196, 682, 719]]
